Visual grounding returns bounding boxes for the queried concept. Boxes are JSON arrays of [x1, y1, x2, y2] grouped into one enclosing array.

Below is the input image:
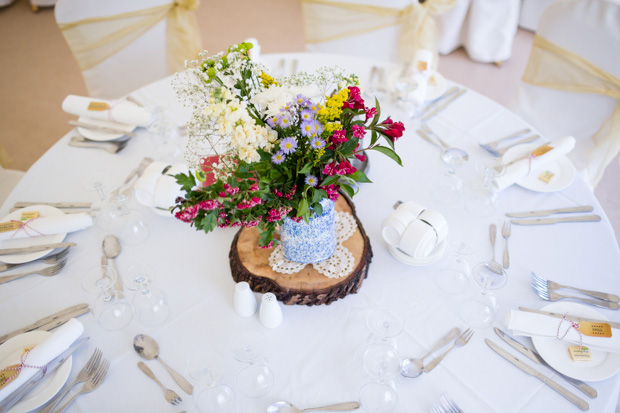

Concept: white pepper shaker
[[259, 293, 283, 328], [234, 281, 257, 317]]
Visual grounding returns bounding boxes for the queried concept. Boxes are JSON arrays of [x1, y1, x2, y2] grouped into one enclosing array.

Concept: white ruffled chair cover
[[518, 0, 558, 32], [55, 0, 201, 99], [510, 0, 620, 189]]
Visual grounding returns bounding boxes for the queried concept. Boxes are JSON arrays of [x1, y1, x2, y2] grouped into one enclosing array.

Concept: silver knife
[[485, 339, 589, 411], [13, 202, 92, 209], [519, 307, 620, 329], [421, 89, 466, 121], [0, 304, 89, 344], [507, 206, 594, 218], [0, 336, 89, 412], [511, 215, 601, 225], [494, 328, 597, 398], [421, 86, 459, 114], [0, 242, 77, 256]]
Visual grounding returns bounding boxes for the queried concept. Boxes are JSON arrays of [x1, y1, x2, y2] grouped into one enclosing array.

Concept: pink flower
[[352, 124, 366, 139], [343, 86, 365, 110], [322, 162, 338, 176], [226, 186, 239, 195], [249, 183, 259, 191], [320, 184, 340, 201], [259, 241, 274, 249], [365, 107, 377, 121], [198, 200, 221, 210], [379, 117, 405, 141], [330, 129, 348, 144], [291, 216, 303, 223], [337, 159, 357, 175]]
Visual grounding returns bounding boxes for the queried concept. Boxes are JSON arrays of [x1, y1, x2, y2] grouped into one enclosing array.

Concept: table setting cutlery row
[[506, 205, 600, 226], [429, 392, 464, 413], [530, 271, 620, 310], [68, 135, 130, 154], [479, 128, 542, 157]]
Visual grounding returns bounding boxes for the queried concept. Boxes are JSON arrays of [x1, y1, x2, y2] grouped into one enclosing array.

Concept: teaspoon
[[133, 334, 194, 395], [102, 234, 123, 291], [267, 401, 360, 412], [400, 327, 460, 378]]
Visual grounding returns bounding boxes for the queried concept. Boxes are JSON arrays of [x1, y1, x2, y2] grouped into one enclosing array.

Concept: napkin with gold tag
[[62, 95, 151, 127], [0, 213, 92, 242]]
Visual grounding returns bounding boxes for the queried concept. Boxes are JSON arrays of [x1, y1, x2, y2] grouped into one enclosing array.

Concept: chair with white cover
[[0, 166, 25, 209], [510, 0, 620, 189], [54, 0, 203, 99]]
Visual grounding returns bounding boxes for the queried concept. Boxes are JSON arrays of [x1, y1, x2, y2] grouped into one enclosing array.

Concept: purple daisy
[[310, 137, 325, 149], [305, 174, 318, 187], [271, 151, 286, 164], [300, 109, 314, 122], [277, 113, 292, 128], [280, 137, 298, 154]]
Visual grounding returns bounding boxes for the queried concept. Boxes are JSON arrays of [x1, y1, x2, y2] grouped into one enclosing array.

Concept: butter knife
[[511, 215, 601, 225], [518, 307, 620, 329], [0, 337, 89, 412], [0, 242, 77, 256], [494, 328, 597, 398], [0, 303, 89, 344], [421, 89, 466, 121], [485, 339, 589, 411], [507, 206, 594, 218], [13, 202, 92, 209]]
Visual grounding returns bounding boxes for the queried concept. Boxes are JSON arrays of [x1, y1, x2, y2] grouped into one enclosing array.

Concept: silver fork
[[421, 122, 450, 150], [429, 392, 464, 413], [40, 348, 102, 413], [69, 136, 130, 154], [531, 271, 620, 302], [531, 281, 620, 310], [424, 329, 474, 373], [0, 247, 70, 273], [501, 221, 511, 269], [138, 362, 182, 405], [53, 359, 109, 412], [0, 259, 67, 284]]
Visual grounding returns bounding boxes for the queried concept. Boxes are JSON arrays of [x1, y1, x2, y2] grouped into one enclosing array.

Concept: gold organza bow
[[58, 0, 202, 73], [301, 0, 456, 66], [523, 35, 620, 187]]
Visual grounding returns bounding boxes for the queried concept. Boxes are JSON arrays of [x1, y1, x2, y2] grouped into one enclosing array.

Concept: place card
[[568, 346, 592, 361], [87, 101, 110, 111], [538, 170, 555, 183], [579, 321, 612, 337]]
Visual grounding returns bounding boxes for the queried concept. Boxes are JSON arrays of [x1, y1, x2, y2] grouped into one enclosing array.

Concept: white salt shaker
[[234, 282, 257, 317], [259, 293, 283, 328]]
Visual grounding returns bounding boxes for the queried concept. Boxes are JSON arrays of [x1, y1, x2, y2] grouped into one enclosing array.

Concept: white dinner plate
[[76, 116, 136, 141], [0, 205, 66, 264], [532, 302, 620, 382], [425, 71, 447, 101], [0, 331, 72, 412], [388, 237, 447, 266], [502, 142, 576, 192]]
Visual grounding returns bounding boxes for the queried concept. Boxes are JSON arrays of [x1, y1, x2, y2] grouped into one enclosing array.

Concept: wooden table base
[[229, 196, 373, 306]]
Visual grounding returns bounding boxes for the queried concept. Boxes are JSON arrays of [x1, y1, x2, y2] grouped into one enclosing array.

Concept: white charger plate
[[532, 302, 620, 382], [502, 142, 576, 192], [0, 205, 66, 264], [76, 116, 136, 141], [0, 331, 72, 412], [388, 237, 447, 266]]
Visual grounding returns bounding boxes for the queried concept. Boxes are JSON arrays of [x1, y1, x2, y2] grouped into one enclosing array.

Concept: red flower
[[343, 86, 365, 110], [352, 124, 366, 139], [330, 129, 348, 144], [365, 107, 377, 121], [380, 117, 405, 141]]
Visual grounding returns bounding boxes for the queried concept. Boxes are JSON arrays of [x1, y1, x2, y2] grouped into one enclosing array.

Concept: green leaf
[[312, 188, 326, 203], [311, 203, 323, 218], [349, 170, 372, 183], [198, 211, 218, 233], [340, 183, 355, 198], [299, 162, 313, 174], [370, 130, 379, 146], [372, 146, 402, 166], [297, 198, 309, 217], [321, 175, 340, 186], [175, 173, 196, 193]]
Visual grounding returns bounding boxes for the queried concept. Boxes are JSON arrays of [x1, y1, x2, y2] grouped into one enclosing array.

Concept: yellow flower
[[317, 88, 349, 123], [259, 72, 278, 88]]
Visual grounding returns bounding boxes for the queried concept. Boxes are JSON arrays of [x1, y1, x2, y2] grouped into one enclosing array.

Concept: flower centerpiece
[[172, 43, 405, 261]]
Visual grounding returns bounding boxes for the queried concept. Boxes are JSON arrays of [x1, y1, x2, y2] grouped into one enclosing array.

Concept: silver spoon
[[267, 401, 360, 412], [133, 334, 194, 395], [102, 234, 123, 291], [400, 327, 460, 378]]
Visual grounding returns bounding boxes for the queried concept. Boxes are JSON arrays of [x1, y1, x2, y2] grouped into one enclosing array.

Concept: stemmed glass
[[366, 307, 404, 349], [124, 264, 169, 326], [434, 242, 475, 295], [81, 264, 133, 331], [393, 76, 422, 119], [186, 348, 235, 413], [465, 160, 506, 218], [360, 344, 400, 412], [230, 330, 274, 399], [431, 148, 468, 205], [458, 261, 507, 328], [145, 98, 182, 162], [107, 184, 150, 245]]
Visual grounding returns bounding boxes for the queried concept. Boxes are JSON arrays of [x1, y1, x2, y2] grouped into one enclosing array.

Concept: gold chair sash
[[58, 0, 202, 73], [523, 35, 620, 187], [301, 0, 456, 65]]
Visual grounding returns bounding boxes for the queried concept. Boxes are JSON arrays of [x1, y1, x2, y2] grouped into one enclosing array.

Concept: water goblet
[[125, 264, 169, 326], [359, 382, 398, 413], [431, 147, 468, 205], [82, 264, 133, 331], [360, 344, 400, 413], [434, 241, 475, 295], [186, 348, 235, 413], [366, 307, 404, 349], [393, 76, 422, 119], [465, 159, 506, 218], [230, 330, 274, 398], [146, 99, 182, 162], [108, 184, 150, 245], [458, 260, 507, 328]]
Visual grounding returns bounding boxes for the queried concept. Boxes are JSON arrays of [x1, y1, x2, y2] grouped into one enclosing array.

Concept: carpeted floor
[[0, 0, 618, 241]]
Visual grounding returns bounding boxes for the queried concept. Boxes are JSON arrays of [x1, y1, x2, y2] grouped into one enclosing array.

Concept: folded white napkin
[[496, 136, 576, 191], [134, 161, 170, 207], [0, 213, 93, 242], [154, 164, 189, 210], [506, 310, 620, 353], [62, 95, 151, 127], [0, 319, 84, 403]]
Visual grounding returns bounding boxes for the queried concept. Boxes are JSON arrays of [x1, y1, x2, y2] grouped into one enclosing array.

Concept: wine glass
[[366, 307, 404, 349], [146, 98, 182, 162], [393, 76, 421, 119], [360, 344, 400, 413], [359, 382, 398, 413], [230, 330, 274, 399], [465, 160, 506, 218], [107, 184, 150, 245], [186, 348, 235, 413], [125, 264, 169, 326], [431, 147, 468, 205], [434, 241, 475, 295], [82, 264, 133, 331], [458, 260, 507, 328]]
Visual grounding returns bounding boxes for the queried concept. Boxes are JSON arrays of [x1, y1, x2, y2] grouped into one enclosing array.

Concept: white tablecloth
[[1, 53, 620, 412]]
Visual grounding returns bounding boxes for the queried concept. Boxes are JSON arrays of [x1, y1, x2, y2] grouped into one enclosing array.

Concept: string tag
[[579, 321, 612, 337], [538, 170, 555, 183], [0, 346, 45, 390], [568, 346, 592, 361], [87, 101, 110, 111], [0, 211, 40, 234], [557, 314, 584, 349]]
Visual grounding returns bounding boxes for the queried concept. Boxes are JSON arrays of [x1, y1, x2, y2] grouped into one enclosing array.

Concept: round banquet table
[[1, 53, 620, 412]]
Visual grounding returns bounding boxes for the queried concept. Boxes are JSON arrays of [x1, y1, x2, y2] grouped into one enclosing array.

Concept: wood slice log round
[[229, 195, 373, 306]]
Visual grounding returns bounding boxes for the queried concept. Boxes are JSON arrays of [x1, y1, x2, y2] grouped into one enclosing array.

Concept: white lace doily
[[268, 211, 357, 279]]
